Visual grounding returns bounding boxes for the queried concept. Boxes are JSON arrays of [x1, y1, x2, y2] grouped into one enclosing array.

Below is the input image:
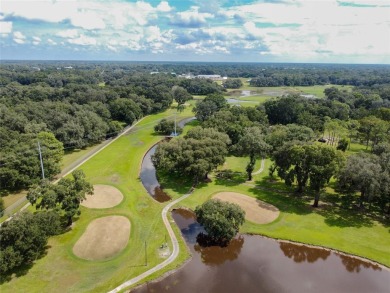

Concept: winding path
[[252, 158, 265, 175], [108, 189, 193, 293]]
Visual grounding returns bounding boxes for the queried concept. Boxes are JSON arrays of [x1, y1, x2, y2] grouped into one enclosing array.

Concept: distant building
[[196, 74, 222, 80]]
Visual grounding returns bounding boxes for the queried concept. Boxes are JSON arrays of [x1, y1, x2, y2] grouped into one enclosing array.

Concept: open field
[[229, 78, 353, 98], [213, 192, 280, 224]]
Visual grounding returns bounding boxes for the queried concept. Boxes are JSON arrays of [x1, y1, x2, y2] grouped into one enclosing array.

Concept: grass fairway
[[0, 106, 194, 293]]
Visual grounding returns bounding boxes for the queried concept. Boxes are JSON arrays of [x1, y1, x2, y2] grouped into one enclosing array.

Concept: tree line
[[153, 90, 389, 215]]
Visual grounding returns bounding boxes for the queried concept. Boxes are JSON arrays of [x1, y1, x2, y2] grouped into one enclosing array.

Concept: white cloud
[[47, 38, 57, 45], [107, 44, 118, 52], [68, 35, 97, 46], [13, 31, 26, 40], [13, 31, 26, 44], [14, 38, 25, 44], [56, 29, 79, 39], [157, 1, 171, 12], [33, 36, 41, 42], [2, 0, 78, 23], [71, 12, 106, 30], [170, 6, 214, 27], [0, 21, 13, 35]]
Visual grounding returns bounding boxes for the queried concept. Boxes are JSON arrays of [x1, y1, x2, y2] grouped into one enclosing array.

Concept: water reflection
[[132, 209, 389, 293], [338, 254, 382, 273], [279, 242, 330, 263], [140, 144, 171, 202], [194, 236, 244, 266]]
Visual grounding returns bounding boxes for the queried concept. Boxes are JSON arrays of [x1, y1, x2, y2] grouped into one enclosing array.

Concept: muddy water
[[132, 209, 389, 293], [139, 144, 171, 202], [140, 117, 196, 203]]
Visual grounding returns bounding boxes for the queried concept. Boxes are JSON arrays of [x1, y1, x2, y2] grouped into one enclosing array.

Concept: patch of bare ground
[[213, 192, 280, 224], [81, 184, 123, 209], [73, 216, 130, 260]]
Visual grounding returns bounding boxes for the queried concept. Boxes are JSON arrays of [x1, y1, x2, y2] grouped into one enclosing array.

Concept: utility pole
[[37, 141, 45, 179]]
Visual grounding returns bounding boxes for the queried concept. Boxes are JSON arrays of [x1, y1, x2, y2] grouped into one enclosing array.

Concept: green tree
[[337, 153, 382, 208], [27, 170, 93, 226], [0, 211, 61, 275], [273, 144, 342, 206], [0, 197, 4, 217], [109, 98, 142, 125], [192, 93, 228, 122], [195, 199, 245, 244], [223, 78, 243, 89], [172, 86, 193, 105], [154, 119, 182, 135], [358, 116, 389, 150], [234, 127, 271, 180], [152, 127, 230, 184]]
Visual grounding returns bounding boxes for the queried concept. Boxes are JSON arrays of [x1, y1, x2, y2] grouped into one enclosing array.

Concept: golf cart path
[[252, 158, 265, 175], [108, 189, 193, 293]]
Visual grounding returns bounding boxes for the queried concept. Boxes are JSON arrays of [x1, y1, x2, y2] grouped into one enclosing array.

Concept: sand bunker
[[213, 192, 279, 224], [73, 216, 130, 260], [81, 184, 123, 209]]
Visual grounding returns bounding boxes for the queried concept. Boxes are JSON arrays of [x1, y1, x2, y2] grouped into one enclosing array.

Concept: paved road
[[108, 188, 193, 293], [1, 118, 144, 224]]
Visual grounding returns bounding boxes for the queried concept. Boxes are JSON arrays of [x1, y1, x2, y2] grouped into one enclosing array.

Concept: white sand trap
[[81, 184, 123, 209], [213, 192, 280, 224], [73, 216, 130, 260]]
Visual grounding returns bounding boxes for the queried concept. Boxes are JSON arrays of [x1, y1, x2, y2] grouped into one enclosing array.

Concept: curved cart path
[[252, 158, 265, 175], [108, 189, 193, 293]]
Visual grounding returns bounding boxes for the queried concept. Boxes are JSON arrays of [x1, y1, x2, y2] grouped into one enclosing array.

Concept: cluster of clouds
[[0, 0, 389, 63]]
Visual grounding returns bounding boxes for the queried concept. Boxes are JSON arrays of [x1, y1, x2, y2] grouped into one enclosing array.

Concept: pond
[[139, 117, 196, 202], [132, 209, 389, 293]]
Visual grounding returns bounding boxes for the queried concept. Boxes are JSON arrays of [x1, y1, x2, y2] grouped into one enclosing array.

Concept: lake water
[[132, 209, 390, 293], [139, 117, 196, 202]]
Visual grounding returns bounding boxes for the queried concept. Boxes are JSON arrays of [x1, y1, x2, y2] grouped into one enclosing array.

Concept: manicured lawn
[[0, 107, 194, 293], [234, 78, 353, 98], [61, 145, 101, 171], [174, 175, 390, 267]]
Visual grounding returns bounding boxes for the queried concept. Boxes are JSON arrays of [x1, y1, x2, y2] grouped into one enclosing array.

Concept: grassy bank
[[171, 163, 390, 267]]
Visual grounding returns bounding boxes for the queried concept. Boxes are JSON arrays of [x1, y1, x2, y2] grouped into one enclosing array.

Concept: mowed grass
[[61, 145, 101, 171], [0, 107, 194, 293], [234, 78, 353, 98], [175, 170, 390, 267]]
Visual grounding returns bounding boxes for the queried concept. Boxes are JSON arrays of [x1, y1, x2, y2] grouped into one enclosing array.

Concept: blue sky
[[0, 0, 389, 63]]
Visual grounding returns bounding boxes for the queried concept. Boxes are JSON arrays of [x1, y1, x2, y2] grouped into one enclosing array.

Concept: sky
[[0, 0, 389, 63]]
